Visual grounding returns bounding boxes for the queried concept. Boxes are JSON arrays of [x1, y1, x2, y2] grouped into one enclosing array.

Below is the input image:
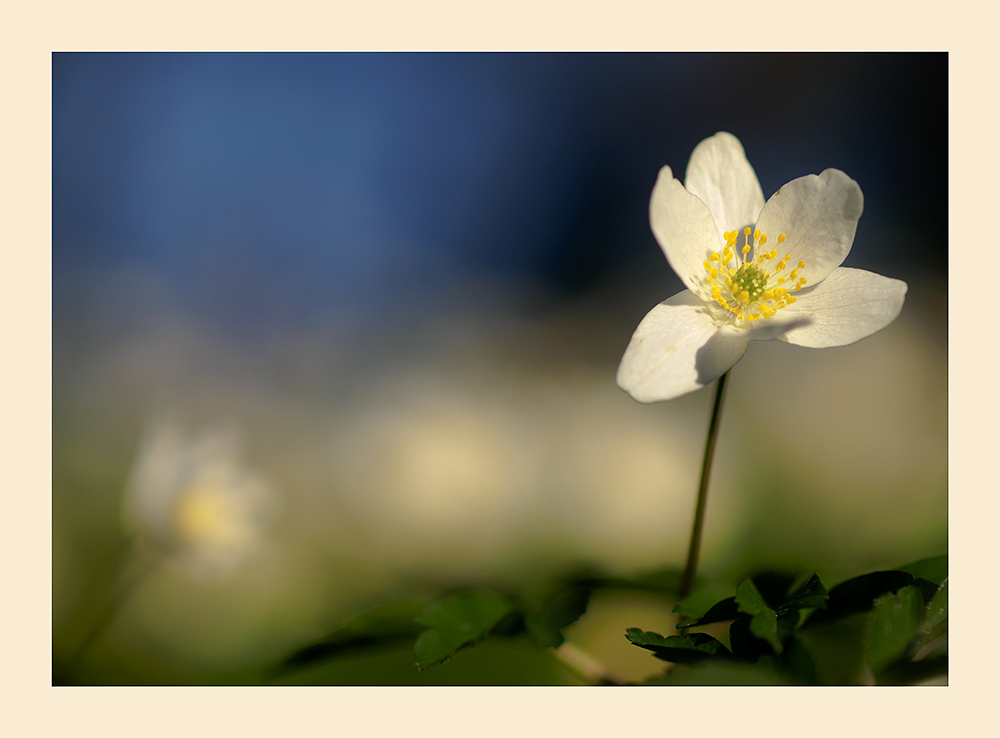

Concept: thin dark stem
[[679, 371, 730, 600]]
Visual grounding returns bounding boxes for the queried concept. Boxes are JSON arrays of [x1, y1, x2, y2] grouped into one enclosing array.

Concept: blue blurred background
[[52, 53, 947, 685]]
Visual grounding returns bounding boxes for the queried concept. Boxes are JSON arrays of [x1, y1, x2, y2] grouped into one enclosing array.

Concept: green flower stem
[[679, 371, 730, 600]]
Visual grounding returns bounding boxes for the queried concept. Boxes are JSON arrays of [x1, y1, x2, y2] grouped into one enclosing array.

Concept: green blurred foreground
[[52, 287, 945, 685]]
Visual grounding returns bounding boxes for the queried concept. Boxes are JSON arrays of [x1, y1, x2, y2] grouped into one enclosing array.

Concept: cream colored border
[[7, 1, 993, 735]]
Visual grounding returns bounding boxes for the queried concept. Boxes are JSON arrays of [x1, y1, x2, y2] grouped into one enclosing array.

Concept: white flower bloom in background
[[122, 421, 278, 575], [618, 132, 908, 402]]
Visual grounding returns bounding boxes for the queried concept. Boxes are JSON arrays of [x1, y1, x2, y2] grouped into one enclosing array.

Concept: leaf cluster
[[275, 565, 680, 678], [627, 555, 947, 685], [273, 556, 946, 685]]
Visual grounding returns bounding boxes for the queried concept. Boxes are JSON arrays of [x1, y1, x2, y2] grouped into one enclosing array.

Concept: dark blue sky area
[[53, 53, 947, 333]]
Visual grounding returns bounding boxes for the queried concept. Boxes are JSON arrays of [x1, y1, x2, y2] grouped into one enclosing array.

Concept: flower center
[[702, 227, 808, 322]]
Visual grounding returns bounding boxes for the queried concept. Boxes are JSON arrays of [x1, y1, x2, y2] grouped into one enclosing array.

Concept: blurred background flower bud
[[122, 421, 279, 576]]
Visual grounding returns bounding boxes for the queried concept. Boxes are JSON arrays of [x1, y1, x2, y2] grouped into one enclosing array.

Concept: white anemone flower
[[618, 132, 908, 402], [122, 421, 277, 575]]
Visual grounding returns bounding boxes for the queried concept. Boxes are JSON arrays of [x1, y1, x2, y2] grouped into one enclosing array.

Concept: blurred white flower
[[618, 131, 907, 402], [122, 421, 278, 575]]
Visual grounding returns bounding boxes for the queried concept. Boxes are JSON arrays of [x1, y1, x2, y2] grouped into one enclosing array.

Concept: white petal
[[649, 166, 724, 301], [684, 131, 766, 235], [720, 313, 813, 343], [754, 169, 864, 286], [617, 290, 748, 403], [778, 267, 908, 348]]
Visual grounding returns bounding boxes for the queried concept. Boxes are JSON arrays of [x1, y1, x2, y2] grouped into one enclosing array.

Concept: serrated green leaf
[[866, 585, 925, 676], [897, 555, 947, 586], [781, 574, 828, 611], [414, 589, 514, 670], [276, 598, 429, 673], [625, 628, 730, 664], [675, 597, 739, 629], [803, 570, 915, 627]]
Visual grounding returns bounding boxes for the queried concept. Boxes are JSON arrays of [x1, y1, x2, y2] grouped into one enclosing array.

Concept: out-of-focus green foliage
[[271, 555, 946, 685]]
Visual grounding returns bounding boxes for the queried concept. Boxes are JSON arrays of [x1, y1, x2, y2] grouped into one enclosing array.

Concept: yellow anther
[[753, 229, 761, 241], [777, 234, 786, 244], [704, 260, 711, 270], [725, 277, 733, 287], [775, 260, 786, 272], [797, 260, 806, 269], [777, 276, 786, 285], [710, 268, 718, 278], [737, 290, 751, 305], [775, 287, 787, 297], [742, 244, 751, 255], [711, 252, 721, 261], [759, 234, 768, 245], [744, 226, 752, 236], [798, 278, 807, 285], [786, 295, 797, 303], [789, 270, 798, 280], [784, 253, 791, 261]]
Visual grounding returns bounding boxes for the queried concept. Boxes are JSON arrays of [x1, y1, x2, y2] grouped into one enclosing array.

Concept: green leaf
[[897, 555, 947, 586], [866, 585, 925, 676], [413, 589, 514, 670], [735, 578, 770, 616], [523, 583, 591, 649], [781, 574, 828, 610], [922, 579, 948, 635], [730, 617, 767, 662], [733, 579, 798, 655], [748, 608, 798, 655], [276, 598, 429, 673], [803, 570, 915, 627], [776, 636, 820, 685], [626, 628, 730, 664], [749, 609, 781, 651], [675, 597, 739, 629]]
